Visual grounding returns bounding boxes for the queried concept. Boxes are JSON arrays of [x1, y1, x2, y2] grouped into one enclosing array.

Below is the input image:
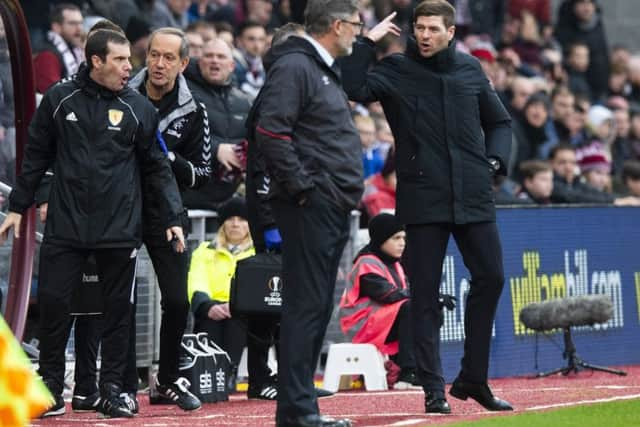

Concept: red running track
[[33, 365, 640, 427]]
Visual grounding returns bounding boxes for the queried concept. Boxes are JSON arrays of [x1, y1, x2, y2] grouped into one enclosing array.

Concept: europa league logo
[[268, 276, 282, 292]]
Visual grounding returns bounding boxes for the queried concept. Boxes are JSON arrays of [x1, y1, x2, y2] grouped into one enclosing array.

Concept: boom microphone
[[519, 295, 613, 331]]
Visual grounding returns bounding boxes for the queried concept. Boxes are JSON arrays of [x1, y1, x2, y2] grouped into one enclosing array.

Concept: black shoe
[[98, 384, 134, 419], [248, 382, 278, 400], [394, 368, 422, 390], [279, 414, 352, 427], [150, 377, 201, 411], [41, 394, 65, 417], [71, 392, 101, 412], [449, 378, 513, 411], [120, 392, 139, 414], [425, 391, 451, 414], [227, 363, 239, 393], [315, 387, 334, 398]]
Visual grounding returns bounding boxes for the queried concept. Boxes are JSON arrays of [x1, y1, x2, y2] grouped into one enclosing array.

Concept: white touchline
[[527, 393, 640, 411]]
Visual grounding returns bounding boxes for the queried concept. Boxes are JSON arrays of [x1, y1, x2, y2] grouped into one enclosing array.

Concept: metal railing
[[187, 209, 218, 244], [0, 181, 11, 196]]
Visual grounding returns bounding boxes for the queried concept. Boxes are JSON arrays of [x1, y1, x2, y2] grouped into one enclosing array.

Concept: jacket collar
[[302, 34, 334, 68], [405, 36, 457, 72], [207, 240, 254, 255], [263, 35, 341, 82], [129, 68, 198, 133], [76, 66, 122, 99], [354, 244, 401, 264]]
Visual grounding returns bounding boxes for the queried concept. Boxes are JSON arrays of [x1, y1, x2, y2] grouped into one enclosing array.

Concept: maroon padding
[[1, 0, 37, 341]]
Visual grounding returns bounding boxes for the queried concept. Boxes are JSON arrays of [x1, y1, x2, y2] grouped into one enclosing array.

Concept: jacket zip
[[87, 93, 98, 245]]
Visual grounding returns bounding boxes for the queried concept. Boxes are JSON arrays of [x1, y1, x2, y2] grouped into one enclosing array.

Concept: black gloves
[[438, 294, 457, 311]]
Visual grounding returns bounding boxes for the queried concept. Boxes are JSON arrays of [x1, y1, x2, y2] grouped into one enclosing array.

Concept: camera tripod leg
[[535, 366, 571, 378], [578, 361, 627, 376]]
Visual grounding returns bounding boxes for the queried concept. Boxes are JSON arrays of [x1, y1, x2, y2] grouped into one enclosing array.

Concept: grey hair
[[148, 27, 189, 59], [304, 0, 359, 36], [272, 22, 305, 46]]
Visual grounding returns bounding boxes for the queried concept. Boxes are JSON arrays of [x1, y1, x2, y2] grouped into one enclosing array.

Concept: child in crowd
[[518, 160, 554, 204]]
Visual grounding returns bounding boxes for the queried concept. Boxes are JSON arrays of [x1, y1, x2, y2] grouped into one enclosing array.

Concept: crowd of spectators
[[1, 0, 640, 216]]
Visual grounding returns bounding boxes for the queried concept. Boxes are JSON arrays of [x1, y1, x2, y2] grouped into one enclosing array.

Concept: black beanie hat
[[368, 213, 404, 249], [218, 197, 248, 224]]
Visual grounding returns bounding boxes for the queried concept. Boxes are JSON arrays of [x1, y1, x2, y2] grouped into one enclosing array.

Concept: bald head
[[199, 38, 235, 86], [511, 77, 536, 111]]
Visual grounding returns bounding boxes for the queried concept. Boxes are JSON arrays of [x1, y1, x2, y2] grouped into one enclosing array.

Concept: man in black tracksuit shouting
[[128, 27, 211, 411], [341, 0, 513, 415], [0, 29, 184, 418]]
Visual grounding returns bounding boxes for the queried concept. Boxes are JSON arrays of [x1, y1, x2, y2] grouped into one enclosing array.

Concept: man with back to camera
[[253, 1, 364, 426], [341, 0, 513, 414], [0, 29, 185, 418], [128, 26, 211, 411]]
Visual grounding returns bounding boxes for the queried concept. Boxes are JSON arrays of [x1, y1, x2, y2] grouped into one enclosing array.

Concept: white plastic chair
[[322, 343, 388, 392]]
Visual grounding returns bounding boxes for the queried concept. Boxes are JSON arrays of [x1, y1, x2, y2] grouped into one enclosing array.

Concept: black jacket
[[566, 66, 592, 100], [510, 111, 548, 182], [551, 174, 615, 204], [254, 36, 364, 210], [182, 61, 252, 208], [555, 0, 609, 101], [9, 67, 183, 248], [129, 69, 212, 242], [245, 84, 276, 253], [342, 37, 511, 225]]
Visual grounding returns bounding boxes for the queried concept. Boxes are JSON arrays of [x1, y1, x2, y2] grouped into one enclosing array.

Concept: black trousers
[[74, 289, 138, 395], [387, 300, 415, 370], [405, 222, 505, 392], [37, 243, 136, 396], [144, 241, 191, 385], [123, 286, 138, 393], [272, 193, 350, 422], [247, 315, 279, 386], [73, 315, 102, 396]]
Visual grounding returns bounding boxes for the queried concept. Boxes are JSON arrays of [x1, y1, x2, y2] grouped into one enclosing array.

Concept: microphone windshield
[[519, 295, 613, 331]]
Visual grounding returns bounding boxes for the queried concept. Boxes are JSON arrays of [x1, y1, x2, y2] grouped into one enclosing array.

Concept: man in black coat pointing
[[341, 0, 513, 414]]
